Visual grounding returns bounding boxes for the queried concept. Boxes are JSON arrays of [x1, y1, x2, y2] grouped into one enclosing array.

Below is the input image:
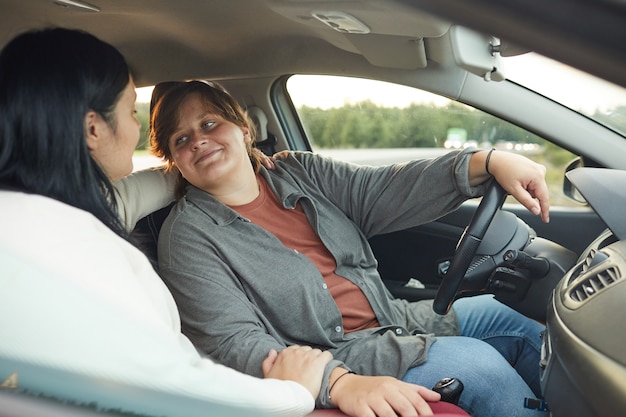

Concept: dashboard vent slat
[[582, 248, 597, 271]]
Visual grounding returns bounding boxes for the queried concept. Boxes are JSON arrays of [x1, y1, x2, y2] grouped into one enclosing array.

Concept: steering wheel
[[433, 180, 508, 315]]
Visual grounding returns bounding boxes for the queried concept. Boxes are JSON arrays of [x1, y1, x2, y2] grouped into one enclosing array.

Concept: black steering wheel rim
[[433, 180, 508, 315]]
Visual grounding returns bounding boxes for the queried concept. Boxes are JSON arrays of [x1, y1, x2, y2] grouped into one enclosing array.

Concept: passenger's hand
[[330, 371, 441, 417], [262, 345, 333, 399], [253, 148, 276, 170], [253, 149, 291, 170], [272, 150, 290, 160], [471, 149, 550, 223]]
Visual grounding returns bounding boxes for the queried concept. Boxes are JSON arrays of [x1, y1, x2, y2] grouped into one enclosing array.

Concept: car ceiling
[[2, 0, 625, 89], [0, 0, 464, 87]]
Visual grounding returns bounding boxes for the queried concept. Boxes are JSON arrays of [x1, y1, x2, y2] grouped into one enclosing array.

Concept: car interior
[[1, 0, 626, 416]]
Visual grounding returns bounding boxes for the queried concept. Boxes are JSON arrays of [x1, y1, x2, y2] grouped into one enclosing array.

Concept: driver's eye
[[174, 136, 188, 147]]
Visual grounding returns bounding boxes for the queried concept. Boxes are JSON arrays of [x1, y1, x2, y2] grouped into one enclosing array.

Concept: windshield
[[502, 53, 626, 137]]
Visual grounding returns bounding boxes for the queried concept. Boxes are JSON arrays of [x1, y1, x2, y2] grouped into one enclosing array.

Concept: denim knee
[[402, 336, 545, 417], [453, 295, 544, 396]]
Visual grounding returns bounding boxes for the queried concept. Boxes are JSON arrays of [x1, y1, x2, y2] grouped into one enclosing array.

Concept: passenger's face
[[90, 79, 141, 182], [168, 93, 251, 192]]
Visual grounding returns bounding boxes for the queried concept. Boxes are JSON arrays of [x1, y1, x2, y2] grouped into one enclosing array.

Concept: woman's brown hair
[[149, 80, 262, 198]]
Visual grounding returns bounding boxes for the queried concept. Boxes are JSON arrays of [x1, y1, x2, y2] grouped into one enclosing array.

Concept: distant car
[[2, 1, 626, 417], [444, 139, 479, 149], [494, 141, 540, 152], [444, 127, 469, 149]]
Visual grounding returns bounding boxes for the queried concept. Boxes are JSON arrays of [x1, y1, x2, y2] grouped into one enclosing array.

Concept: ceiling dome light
[[311, 11, 370, 34]]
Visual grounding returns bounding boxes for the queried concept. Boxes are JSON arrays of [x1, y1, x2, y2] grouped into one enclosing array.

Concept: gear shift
[[432, 377, 464, 405]]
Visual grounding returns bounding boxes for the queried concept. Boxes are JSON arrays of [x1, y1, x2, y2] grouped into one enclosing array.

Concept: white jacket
[[0, 190, 314, 417]]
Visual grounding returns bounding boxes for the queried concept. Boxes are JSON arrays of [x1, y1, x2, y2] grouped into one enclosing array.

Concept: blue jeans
[[402, 295, 547, 417]]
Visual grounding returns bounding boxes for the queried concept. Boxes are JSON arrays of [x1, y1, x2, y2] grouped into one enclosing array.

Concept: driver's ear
[[242, 126, 252, 144]]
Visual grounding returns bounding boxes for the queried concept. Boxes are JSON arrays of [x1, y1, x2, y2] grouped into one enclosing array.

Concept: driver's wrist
[[468, 149, 495, 186], [485, 148, 495, 176]]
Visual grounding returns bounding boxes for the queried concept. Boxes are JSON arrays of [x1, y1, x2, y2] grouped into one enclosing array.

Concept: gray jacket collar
[[183, 165, 305, 226]]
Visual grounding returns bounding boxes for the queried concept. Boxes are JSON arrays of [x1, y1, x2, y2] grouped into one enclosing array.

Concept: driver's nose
[[191, 134, 207, 151]]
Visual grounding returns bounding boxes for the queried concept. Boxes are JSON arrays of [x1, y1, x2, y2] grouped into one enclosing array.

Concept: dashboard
[[540, 168, 626, 416]]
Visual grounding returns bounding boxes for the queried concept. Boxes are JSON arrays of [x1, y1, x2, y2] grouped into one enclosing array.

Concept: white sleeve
[[113, 166, 176, 231]]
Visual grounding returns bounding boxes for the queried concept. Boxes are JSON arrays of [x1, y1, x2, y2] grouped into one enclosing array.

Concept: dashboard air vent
[[569, 266, 622, 303]]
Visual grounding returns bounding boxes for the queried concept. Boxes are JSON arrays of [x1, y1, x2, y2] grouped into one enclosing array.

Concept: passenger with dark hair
[[0, 28, 336, 417]]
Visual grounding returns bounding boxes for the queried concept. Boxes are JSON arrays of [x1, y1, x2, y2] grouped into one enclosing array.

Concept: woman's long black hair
[[0, 28, 130, 239]]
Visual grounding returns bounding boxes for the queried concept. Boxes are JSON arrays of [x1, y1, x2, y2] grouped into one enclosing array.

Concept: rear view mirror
[[563, 157, 587, 204], [449, 26, 505, 81]]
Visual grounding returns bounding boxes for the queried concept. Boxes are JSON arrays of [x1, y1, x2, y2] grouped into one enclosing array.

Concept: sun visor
[[268, 1, 450, 69]]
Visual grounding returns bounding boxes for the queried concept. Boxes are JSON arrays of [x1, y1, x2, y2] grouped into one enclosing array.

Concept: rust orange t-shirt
[[229, 175, 379, 332]]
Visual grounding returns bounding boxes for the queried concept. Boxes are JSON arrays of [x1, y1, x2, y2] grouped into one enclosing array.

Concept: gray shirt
[[158, 149, 487, 408]]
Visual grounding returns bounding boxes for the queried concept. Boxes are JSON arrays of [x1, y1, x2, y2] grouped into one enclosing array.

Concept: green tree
[[135, 102, 151, 151]]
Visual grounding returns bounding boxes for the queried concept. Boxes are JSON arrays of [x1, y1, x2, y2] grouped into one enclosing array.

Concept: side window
[[286, 75, 577, 207], [133, 86, 164, 171]]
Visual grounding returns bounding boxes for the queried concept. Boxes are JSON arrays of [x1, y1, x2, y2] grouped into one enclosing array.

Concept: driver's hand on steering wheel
[[469, 149, 550, 223]]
